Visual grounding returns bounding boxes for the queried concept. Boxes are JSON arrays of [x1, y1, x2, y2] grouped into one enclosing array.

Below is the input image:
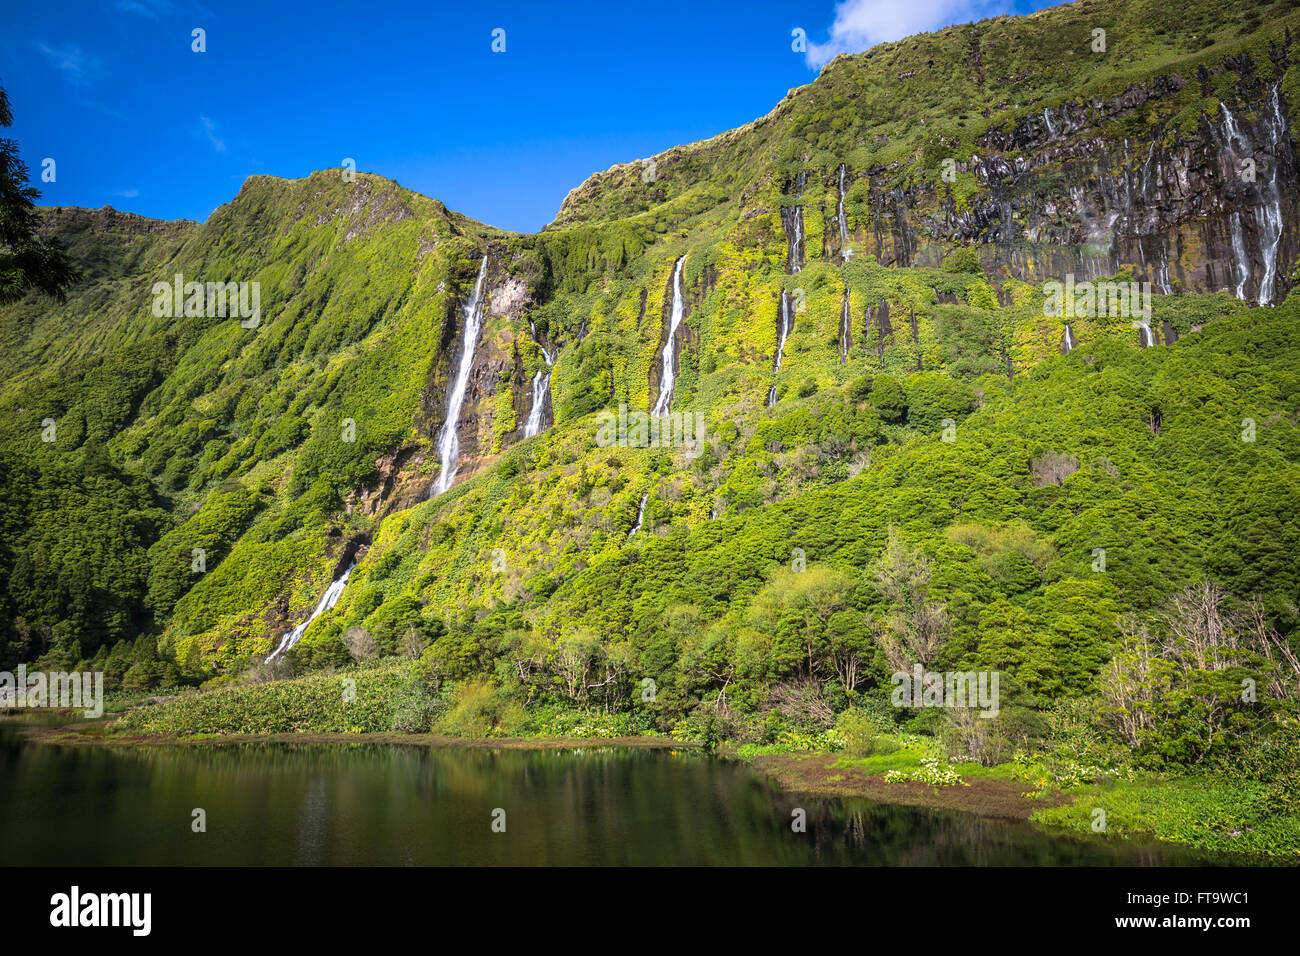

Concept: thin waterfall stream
[[768, 289, 792, 407], [628, 494, 648, 537], [651, 255, 687, 417], [839, 287, 851, 364], [523, 320, 555, 439], [266, 562, 355, 662], [837, 164, 849, 261], [435, 255, 489, 494]]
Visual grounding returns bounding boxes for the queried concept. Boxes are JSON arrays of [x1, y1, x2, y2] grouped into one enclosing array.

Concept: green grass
[[1, 0, 1298, 860], [1033, 776, 1300, 860], [116, 661, 415, 735]]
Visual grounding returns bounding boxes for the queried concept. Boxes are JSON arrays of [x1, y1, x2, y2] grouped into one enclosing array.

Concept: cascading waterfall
[[1220, 102, 1255, 302], [1155, 256, 1171, 295], [1230, 213, 1250, 300], [629, 494, 648, 537], [1220, 101, 1245, 149], [266, 563, 355, 662], [781, 206, 804, 273], [1257, 85, 1287, 306], [781, 171, 806, 273], [523, 369, 550, 438], [434, 255, 488, 494], [1138, 322, 1154, 349], [1063, 322, 1075, 354], [1219, 89, 1289, 306], [523, 321, 555, 439], [1257, 199, 1284, 306], [837, 164, 850, 261], [793, 211, 804, 271], [651, 255, 687, 417], [838, 287, 851, 364], [768, 290, 792, 407]]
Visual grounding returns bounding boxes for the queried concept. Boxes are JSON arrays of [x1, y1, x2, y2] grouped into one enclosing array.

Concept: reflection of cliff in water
[[0, 732, 1235, 866]]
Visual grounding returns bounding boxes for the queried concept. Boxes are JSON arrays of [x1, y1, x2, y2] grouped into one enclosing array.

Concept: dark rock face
[[847, 69, 1297, 305], [781, 171, 808, 274], [507, 341, 532, 441], [862, 300, 895, 356], [875, 299, 894, 356], [345, 446, 426, 517], [419, 255, 508, 493]]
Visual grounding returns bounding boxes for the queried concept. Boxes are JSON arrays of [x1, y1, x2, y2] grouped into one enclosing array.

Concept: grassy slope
[[0, 0, 1294, 798], [553, 0, 1300, 232], [309, 295, 1299, 702], [0, 172, 499, 665], [0, 0, 1295, 857]]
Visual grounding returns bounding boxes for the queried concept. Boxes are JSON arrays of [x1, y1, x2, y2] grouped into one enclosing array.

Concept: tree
[[342, 626, 379, 662], [741, 564, 867, 687], [1096, 615, 1166, 748], [871, 528, 948, 672], [868, 375, 907, 423], [904, 372, 975, 431], [0, 81, 76, 303], [400, 626, 426, 659], [943, 247, 982, 274], [1098, 584, 1298, 765]]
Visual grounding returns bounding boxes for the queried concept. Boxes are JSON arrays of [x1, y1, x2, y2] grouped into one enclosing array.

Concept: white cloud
[[116, 0, 167, 17], [115, 189, 140, 198], [805, 0, 1005, 67], [115, 0, 215, 19], [198, 116, 226, 153], [34, 42, 97, 85]]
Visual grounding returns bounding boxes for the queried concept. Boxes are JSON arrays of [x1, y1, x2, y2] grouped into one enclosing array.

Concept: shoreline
[[12, 718, 688, 752], [15, 715, 1055, 821], [744, 751, 1065, 821], [6, 716, 1286, 862]]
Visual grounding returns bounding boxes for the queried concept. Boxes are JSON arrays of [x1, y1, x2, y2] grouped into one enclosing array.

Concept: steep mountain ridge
[[554, 0, 1299, 300], [1, 0, 1297, 705]]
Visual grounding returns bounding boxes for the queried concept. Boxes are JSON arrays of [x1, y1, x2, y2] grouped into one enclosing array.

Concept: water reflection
[[0, 727, 1242, 866]]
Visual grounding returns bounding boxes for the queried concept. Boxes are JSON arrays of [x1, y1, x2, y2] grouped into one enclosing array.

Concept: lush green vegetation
[[1, 0, 1298, 857]]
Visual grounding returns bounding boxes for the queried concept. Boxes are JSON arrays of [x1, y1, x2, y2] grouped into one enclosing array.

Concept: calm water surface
[[0, 721, 1232, 865]]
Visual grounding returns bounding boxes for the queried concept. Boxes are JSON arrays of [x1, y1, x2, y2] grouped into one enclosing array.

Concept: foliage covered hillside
[[553, 0, 1300, 295], [279, 295, 1300, 740], [0, 173, 499, 668], [0, 0, 1298, 807]]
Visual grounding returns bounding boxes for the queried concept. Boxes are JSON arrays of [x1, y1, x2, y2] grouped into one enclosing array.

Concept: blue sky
[[3, 0, 1064, 233]]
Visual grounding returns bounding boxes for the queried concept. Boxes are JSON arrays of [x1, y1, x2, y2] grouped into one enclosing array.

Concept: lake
[[0, 721, 1228, 865]]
